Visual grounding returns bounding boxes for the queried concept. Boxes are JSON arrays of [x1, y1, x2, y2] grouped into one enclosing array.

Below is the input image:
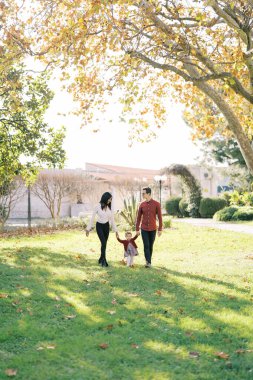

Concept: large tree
[[16, 0, 253, 173], [0, 68, 66, 183]]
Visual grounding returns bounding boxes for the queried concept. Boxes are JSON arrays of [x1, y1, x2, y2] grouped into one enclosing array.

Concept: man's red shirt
[[136, 199, 163, 232]]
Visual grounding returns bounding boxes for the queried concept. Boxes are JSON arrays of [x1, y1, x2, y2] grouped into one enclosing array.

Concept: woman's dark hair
[[100, 192, 112, 210]]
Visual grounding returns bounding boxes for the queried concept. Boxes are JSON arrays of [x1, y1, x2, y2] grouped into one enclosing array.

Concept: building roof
[[85, 162, 160, 183]]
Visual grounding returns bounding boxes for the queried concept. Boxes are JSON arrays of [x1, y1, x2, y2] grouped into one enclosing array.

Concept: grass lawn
[[1, 222, 253, 380]]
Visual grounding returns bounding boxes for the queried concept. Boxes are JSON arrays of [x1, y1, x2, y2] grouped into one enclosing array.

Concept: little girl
[[116, 231, 138, 267]]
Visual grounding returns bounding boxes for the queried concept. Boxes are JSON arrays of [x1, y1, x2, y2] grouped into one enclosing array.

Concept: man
[[135, 187, 163, 268]]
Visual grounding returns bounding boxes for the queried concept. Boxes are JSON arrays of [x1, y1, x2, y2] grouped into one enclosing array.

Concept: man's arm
[[157, 202, 163, 236], [135, 204, 142, 233]]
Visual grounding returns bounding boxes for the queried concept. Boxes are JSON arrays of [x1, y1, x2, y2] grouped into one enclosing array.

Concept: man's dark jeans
[[141, 229, 156, 264]]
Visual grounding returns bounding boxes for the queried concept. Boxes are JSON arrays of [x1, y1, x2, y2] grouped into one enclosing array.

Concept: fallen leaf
[[155, 290, 162, 296], [75, 255, 82, 260], [12, 300, 20, 306], [185, 331, 193, 337], [214, 351, 229, 360], [64, 315, 76, 320], [54, 296, 61, 301], [228, 295, 236, 300], [5, 369, 17, 377], [189, 351, 200, 358], [99, 343, 109, 349], [0, 293, 9, 298], [46, 344, 56, 349], [90, 248, 95, 252], [236, 349, 253, 354], [131, 343, 139, 349], [111, 298, 117, 305], [203, 297, 210, 302], [36, 346, 44, 351], [107, 310, 116, 315], [105, 324, 113, 331], [235, 349, 245, 354], [16, 308, 23, 313], [178, 307, 184, 314]]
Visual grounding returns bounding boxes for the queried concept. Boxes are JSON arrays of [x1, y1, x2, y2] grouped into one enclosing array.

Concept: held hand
[[116, 232, 119, 238], [85, 230, 89, 237], [136, 231, 140, 236], [158, 231, 162, 237]]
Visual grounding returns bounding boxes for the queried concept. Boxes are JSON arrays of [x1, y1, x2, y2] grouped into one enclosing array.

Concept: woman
[[86, 192, 118, 267]]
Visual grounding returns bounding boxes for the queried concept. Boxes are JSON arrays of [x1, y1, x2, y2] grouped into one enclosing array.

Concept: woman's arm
[[109, 210, 118, 232], [86, 205, 98, 232]]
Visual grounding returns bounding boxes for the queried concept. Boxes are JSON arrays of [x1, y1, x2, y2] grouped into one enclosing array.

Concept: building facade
[[8, 163, 230, 220]]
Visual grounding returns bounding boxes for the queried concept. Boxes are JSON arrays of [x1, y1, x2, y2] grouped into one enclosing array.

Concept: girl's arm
[[116, 235, 125, 243]]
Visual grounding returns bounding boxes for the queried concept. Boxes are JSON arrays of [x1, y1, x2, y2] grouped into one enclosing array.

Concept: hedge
[[165, 197, 182, 217], [213, 206, 239, 221], [179, 198, 189, 217], [199, 197, 227, 218]]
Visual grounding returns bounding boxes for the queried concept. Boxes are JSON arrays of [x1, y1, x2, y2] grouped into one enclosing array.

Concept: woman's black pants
[[96, 222, 110, 260], [141, 229, 156, 264]]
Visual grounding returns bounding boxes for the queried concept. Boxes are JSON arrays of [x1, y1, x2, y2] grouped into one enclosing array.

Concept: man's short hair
[[143, 187, 151, 194]]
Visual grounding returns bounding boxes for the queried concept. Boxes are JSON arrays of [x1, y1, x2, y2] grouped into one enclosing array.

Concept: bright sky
[[45, 84, 201, 171]]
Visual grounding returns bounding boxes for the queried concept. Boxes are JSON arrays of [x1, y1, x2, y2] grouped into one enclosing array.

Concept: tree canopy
[[0, 67, 66, 183], [9, 0, 253, 173]]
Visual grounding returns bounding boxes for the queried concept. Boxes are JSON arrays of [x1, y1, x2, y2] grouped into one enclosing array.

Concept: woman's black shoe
[[101, 259, 109, 267], [98, 257, 103, 265]]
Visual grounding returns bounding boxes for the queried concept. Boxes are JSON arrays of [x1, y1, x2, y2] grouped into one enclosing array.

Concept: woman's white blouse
[[86, 204, 118, 232]]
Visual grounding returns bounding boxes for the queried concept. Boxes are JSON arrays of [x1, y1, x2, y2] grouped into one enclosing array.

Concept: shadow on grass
[[0, 245, 253, 380]]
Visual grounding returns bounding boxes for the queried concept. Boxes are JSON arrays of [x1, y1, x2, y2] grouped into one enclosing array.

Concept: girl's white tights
[[126, 255, 134, 267]]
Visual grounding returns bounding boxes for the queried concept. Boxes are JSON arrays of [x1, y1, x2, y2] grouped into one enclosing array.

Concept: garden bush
[[219, 191, 231, 206], [240, 192, 253, 206], [213, 206, 239, 221], [163, 216, 172, 229], [165, 197, 182, 217], [199, 197, 227, 218], [231, 207, 253, 221], [179, 198, 189, 217]]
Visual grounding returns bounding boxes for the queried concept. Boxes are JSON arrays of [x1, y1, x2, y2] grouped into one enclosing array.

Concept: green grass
[[1, 223, 253, 380]]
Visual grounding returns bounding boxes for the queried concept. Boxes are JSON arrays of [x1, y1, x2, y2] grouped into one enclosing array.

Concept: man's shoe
[[145, 263, 151, 268]]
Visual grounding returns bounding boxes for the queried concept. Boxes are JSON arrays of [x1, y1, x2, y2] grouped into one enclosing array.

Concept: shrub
[[219, 191, 231, 206], [165, 197, 182, 217], [179, 198, 189, 217], [213, 206, 239, 221], [119, 195, 138, 230], [229, 190, 243, 206], [240, 192, 253, 207], [163, 216, 172, 229], [199, 197, 227, 218], [231, 207, 253, 221]]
